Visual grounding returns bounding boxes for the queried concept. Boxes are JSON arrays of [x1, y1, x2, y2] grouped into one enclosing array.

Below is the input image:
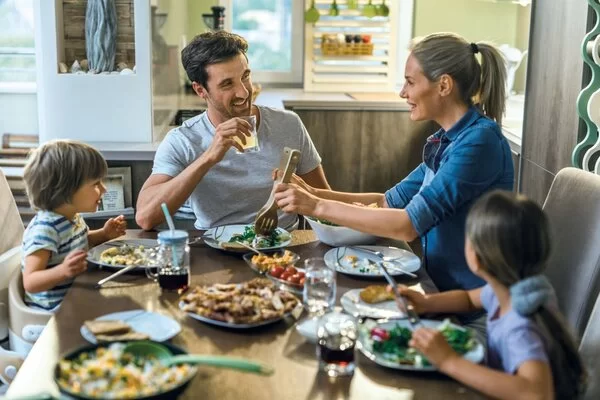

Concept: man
[[136, 31, 329, 230]]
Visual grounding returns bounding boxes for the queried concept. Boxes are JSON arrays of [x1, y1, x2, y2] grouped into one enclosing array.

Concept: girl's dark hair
[[466, 190, 587, 398], [410, 32, 506, 125], [181, 30, 248, 90]]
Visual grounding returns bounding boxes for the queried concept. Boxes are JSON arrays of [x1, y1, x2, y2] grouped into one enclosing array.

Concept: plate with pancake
[[341, 286, 405, 319]]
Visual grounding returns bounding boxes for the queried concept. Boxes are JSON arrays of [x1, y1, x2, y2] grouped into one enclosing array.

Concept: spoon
[[235, 240, 268, 257], [123, 341, 274, 375]]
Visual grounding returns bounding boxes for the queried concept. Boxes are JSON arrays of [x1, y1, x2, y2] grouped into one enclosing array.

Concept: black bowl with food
[[55, 341, 196, 400]]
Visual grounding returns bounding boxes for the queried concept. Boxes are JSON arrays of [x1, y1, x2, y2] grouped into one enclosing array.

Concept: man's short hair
[[23, 140, 107, 211], [181, 30, 248, 90]]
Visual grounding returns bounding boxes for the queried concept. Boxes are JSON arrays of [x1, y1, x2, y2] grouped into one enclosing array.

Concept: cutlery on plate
[[377, 262, 422, 329], [253, 147, 301, 237], [235, 240, 267, 257], [351, 246, 417, 278], [95, 264, 139, 288]]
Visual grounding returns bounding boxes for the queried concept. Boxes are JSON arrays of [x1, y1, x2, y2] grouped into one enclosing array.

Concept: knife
[[350, 246, 417, 278], [377, 261, 421, 328]]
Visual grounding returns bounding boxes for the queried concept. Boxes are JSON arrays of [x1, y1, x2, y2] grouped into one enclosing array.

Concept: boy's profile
[[22, 140, 126, 311]]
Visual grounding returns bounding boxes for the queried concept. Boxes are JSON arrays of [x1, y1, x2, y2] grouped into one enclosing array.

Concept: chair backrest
[[542, 167, 600, 337], [0, 169, 24, 255], [0, 247, 22, 341], [580, 293, 600, 400]]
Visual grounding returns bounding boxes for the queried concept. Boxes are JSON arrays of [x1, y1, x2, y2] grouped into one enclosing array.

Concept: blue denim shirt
[[385, 107, 514, 293]]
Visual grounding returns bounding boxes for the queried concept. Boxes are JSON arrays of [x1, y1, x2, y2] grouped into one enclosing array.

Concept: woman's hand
[[271, 170, 315, 194], [103, 215, 127, 240], [274, 183, 320, 216], [410, 328, 459, 369]]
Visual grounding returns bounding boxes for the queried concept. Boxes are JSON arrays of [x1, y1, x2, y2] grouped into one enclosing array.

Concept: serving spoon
[[123, 341, 274, 375]]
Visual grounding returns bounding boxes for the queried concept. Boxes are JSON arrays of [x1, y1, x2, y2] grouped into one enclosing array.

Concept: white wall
[[0, 93, 38, 135]]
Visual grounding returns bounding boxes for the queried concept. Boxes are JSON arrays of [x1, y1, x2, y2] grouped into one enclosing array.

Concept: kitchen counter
[[94, 89, 523, 161]]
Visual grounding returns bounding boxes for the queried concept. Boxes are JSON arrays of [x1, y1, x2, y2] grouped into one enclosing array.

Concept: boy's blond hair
[[23, 140, 107, 211]]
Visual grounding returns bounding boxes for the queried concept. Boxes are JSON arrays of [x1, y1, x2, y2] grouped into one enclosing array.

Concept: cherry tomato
[[288, 274, 302, 284], [299, 277, 306, 286], [270, 266, 284, 278], [286, 266, 298, 275], [370, 327, 390, 341], [280, 272, 291, 281], [297, 271, 305, 278]]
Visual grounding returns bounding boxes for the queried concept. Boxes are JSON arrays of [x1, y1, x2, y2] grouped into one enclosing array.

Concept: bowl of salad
[[305, 216, 377, 247]]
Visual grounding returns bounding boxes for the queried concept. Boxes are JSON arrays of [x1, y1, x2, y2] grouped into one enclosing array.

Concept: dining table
[[6, 229, 485, 400]]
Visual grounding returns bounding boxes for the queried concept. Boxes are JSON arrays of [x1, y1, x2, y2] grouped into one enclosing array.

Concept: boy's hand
[[103, 215, 127, 240], [410, 328, 459, 369], [58, 250, 88, 279]]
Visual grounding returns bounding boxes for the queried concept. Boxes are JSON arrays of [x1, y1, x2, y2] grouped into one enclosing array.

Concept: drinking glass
[[235, 115, 260, 153], [303, 257, 336, 317], [146, 230, 190, 293], [317, 309, 357, 377]]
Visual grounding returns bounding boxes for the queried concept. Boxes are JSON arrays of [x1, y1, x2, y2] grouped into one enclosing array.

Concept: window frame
[[219, 0, 304, 84]]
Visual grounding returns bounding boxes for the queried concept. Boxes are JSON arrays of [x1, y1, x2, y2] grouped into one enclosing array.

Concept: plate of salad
[[357, 319, 485, 371], [202, 224, 292, 252]]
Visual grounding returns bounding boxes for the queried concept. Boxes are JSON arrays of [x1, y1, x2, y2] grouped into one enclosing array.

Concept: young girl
[[22, 140, 127, 311], [399, 190, 586, 399]]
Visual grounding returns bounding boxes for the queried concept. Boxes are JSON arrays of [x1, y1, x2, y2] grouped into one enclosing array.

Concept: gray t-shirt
[[152, 106, 322, 229], [480, 284, 549, 373]]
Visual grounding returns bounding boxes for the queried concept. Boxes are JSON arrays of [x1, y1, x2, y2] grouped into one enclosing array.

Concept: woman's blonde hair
[[410, 32, 507, 124], [23, 140, 107, 211], [466, 190, 587, 398]]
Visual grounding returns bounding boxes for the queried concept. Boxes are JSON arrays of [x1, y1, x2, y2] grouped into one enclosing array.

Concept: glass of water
[[303, 257, 336, 317], [317, 309, 357, 377]]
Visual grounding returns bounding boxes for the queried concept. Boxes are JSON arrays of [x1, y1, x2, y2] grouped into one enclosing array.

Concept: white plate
[[295, 318, 318, 343], [340, 289, 405, 319], [80, 309, 181, 344], [202, 224, 292, 252], [179, 301, 288, 329], [324, 246, 420, 278], [357, 319, 485, 371], [87, 239, 159, 270]]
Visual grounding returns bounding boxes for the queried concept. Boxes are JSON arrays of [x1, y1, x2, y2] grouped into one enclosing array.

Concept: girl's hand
[[273, 183, 320, 216], [58, 250, 88, 279], [271, 169, 315, 194], [103, 215, 127, 240], [392, 286, 428, 314], [410, 328, 459, 369]]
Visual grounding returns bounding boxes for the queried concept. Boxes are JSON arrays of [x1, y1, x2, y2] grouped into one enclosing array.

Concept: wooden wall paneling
[[359, 111, 433, 193], [520, 159, 556, 206], [294, 110, 364, 192], [521, 0, 589, 175]]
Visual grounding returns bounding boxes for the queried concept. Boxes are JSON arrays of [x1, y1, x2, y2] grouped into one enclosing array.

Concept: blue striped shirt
[[21, 210, 89, 310]]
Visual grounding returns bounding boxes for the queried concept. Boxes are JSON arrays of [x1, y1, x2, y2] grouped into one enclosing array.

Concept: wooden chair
[[542, 167, 600, 337]]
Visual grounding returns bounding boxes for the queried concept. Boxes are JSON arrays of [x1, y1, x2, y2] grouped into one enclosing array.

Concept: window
[[220, 0, 303, 84], [0, 0, 35, 84]]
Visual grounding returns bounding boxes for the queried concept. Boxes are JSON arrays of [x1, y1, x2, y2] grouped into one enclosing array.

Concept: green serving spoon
[[123, 341, 274, 376]]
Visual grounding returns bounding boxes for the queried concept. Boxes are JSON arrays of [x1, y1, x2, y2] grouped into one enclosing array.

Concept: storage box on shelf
[[321, 42, 374, 56]]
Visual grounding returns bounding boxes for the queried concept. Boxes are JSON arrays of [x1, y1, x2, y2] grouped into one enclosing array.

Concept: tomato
[[370, 327, 390, 341], [297, 271, 305, 278], [270, 266, 284, 278], [286, 266, 298, 275], [287, 274, 302, 284], [299, 277, 306, 286], [280, 272, 291, 281]]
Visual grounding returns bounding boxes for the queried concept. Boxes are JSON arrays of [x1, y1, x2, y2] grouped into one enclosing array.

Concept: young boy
[[22, 140, 126, 311]]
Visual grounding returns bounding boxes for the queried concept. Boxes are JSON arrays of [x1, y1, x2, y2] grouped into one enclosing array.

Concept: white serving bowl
[[305, 217, 377, 247]]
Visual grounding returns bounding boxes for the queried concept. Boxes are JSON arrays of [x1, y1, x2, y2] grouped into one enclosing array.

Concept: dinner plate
[[357, 319, 485, 371], [324, 246, 420, 278], [340, 288, 405, 319], [179, 301, 290, 329], [80, 309, 181, 344], [87, 239, 159, 270], [202, 224, 292, 253]]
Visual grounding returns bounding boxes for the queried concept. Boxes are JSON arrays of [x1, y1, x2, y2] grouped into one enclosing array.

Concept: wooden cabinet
[[292, 109, 436, 193]]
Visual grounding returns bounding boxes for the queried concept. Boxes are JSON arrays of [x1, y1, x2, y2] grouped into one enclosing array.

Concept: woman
[[274, 33, 514, 333]]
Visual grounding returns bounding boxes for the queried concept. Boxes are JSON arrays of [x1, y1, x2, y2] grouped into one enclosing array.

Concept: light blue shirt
[[152, 106, 322, 230], [385, 107, 514, 293], [21, 211, 89, 310], [481, 284, 549, 373]]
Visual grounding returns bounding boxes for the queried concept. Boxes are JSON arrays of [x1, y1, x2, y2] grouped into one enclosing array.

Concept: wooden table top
[[7, 230, 484, 400]]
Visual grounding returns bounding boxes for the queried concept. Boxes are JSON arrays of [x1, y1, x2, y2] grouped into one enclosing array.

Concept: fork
[[253, 147, 301, 237]]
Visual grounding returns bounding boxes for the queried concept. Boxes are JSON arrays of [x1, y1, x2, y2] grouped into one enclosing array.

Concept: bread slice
[[84, 319, 131, 336], [95, 331, 150, 342], [359, 285, 395, 304]]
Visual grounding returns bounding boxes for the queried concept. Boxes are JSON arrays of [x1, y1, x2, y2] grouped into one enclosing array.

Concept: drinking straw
[[160, 202, 179, 268]]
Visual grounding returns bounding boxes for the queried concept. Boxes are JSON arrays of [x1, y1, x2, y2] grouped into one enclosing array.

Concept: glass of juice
[[235, 115, 260, 153]]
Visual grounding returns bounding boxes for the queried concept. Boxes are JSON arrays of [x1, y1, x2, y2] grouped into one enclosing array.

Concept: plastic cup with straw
[[160, 203, 179, 269]]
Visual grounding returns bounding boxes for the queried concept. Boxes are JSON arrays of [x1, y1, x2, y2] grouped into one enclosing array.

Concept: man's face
[[196, 53, 254, 121]]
